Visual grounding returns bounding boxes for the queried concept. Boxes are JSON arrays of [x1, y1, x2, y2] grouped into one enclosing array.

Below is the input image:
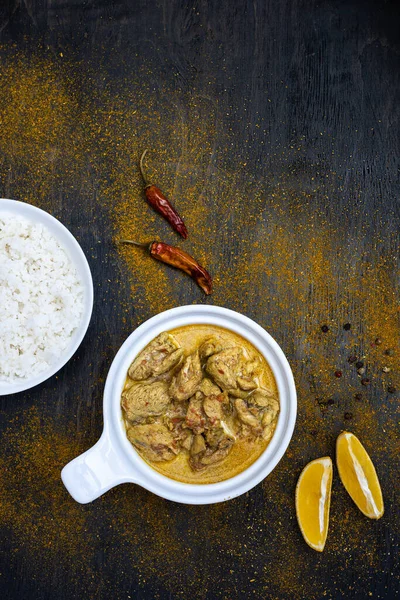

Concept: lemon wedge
[[336, 431, 384, 519], [295, 457, 333, 552]]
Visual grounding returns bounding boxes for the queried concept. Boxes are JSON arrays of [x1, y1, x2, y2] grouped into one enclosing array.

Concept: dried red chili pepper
[[139, 150, 188, 239], [118, 239, 212, 295]]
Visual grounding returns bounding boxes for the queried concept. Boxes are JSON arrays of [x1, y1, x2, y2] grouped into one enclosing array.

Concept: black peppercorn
[[348, 355, 357, 363], [354, 393, 362, 401], [321, 325, 329, 333], [388, 386, 396, 394], [327, 399, 335, 405], [344, 412, 353, 420], [355, 361, 364, 369], [361, 378, 370, 386], [343, 323, 351, 331]]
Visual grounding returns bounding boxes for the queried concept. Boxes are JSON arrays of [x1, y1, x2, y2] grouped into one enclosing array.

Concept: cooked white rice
[[0, 213, 84, 382]]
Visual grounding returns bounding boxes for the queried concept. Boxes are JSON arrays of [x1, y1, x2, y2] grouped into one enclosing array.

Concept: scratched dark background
[[0, 1, 399, 599]]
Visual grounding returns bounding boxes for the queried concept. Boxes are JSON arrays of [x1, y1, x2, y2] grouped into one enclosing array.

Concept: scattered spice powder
[[0, 46, 398, 600], [107, 90, 218, 316], [0, 408, 99, 594]]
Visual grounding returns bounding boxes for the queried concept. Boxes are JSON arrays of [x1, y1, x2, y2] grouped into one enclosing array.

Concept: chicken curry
[[121, 325, 279, 484]]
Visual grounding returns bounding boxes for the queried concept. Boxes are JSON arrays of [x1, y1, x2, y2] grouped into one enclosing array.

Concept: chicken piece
[[203, 393, 226, 426], [122, 381, 171, 422], [185, 393, 207, 433], [205, 426, 225, 448], [241, 359, 261, 377], [261, 396, 279, 441], [198, 377, 221, 396], [128, 332, 183, 381], [169, 352, 202, 401], [199, 441, 233, 466], [262, 424, 274, 443], [261, 395, 279, 440], [199, 337, 224, 361], [181, 432, 193, 451], [261, 397, 280, 427], [240, 424, 253, 438], [235, 357, 260, 391], [190, 436, 233, 470], [123, 378, 136, 393], [227, 387, 252, 399], [127, 423, 178, 462], [190, 434, 206, 456], [237, 376, 257, 391], [206, 347, 243, 390], [249, 389, 279, 409], [220, 419, 238, 440], [165, 400, 188, 424], [234, 398, 262, 434]]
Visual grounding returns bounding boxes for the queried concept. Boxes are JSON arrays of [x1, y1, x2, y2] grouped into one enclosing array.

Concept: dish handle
[[61, 430, 133, 504]]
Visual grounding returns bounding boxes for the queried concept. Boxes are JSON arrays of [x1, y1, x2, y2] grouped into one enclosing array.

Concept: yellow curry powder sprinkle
[[105, 92, 219, 317], [2, 407, 392, 600], [0, 48, 398, 599]]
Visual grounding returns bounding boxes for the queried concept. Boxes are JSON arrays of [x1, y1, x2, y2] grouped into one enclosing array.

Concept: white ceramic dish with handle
[[62, 305, 297, 505], [0, 198, 94, 396]]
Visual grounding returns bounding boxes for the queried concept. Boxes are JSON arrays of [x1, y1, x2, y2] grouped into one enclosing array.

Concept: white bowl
[[0, 198, 94, 396], [62, 305, 297, 505]]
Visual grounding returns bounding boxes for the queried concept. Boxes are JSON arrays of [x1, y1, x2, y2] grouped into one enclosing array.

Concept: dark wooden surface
[[0, 1, 399, 599]]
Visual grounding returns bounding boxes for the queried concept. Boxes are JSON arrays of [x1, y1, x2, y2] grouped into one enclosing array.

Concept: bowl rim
[[103, 305, 297, 504], [0, 198, 94, 395]]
